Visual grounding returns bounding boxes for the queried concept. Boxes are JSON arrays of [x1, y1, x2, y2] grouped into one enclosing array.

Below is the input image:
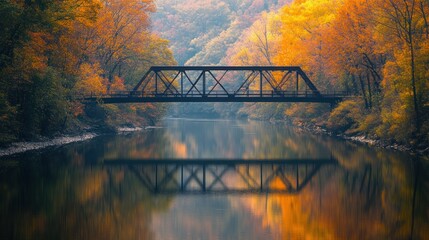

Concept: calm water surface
[[0, 118, 428, 240]]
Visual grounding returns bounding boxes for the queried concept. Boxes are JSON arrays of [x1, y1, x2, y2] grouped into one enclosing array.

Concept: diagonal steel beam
[[133, 67, 155, 91], [156, 165, 180, 189], [260, 71, 279, 92], [275, 71, 293, 90], [183, 166, 204, 190], [207, 166, 231, 190], [297, 69, 321, 96], [140, 72, 155, 92], [185, 71, 205, 96], [207, 70, 229, 95], [156, 71, 180, 95], [234, 71, 257, 95], [160, 71, 181, 95]]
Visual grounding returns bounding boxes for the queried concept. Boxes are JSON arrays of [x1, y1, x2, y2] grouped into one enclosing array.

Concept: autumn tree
[[375, 0, 429, 138], [0, 0, 176, 143], [323, 0, 384, 110]]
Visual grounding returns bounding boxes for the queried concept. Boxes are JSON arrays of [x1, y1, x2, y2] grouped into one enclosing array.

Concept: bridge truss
[[104, 158, 337, 195], [81, 66, 350, 104]]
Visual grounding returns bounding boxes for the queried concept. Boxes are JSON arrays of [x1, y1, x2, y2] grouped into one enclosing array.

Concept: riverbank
[[0, 125, 151, 157], [294, 121, 429, 155], [2, 117, 427, 157], [0, 133, 98, 157]]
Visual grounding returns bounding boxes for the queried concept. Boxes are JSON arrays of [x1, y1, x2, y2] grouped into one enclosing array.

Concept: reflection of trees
[[163, 119, 335, 159], [239, 155, 429, 239], [1, 119, 427, 239], [411, 157, 429, 240], [102, 129, 171, 159], [0, 151, 172, 240], [241, 121, 333, 159], [163, 119, 248, 158]]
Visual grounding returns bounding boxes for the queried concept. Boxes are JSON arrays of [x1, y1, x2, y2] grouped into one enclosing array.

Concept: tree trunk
[[366, 71, 373, 109], [409, 38, 421, 133], [357, 74, 369, 109]]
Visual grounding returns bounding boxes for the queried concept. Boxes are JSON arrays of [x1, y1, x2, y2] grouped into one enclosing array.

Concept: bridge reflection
[[104, 159, 337, 195]]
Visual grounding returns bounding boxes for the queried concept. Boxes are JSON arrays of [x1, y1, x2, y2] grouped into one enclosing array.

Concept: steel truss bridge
[[81, 66, 351, 104], [104, 158, 337, 195]]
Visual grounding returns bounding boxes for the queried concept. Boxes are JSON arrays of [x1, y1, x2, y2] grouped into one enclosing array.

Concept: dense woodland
[[155, 0, 429, 148], [0, 0, 428, 148], [230, 0, 429, 147], [152, 0, 291, 65], [0, 0, 176, 145]]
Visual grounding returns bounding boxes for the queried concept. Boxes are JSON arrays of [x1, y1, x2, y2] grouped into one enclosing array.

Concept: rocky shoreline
[[0, 133, 98, 157], [294, 121, 428, 155], [0, 126, 150, 157]]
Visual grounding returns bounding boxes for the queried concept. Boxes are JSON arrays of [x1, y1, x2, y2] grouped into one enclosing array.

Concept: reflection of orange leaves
[[172, 142, 188, 158], [22, 213, 46, 239], [269, 177, 290, 190], [77, 171, 108, 203], [114, 170, 125, 183]]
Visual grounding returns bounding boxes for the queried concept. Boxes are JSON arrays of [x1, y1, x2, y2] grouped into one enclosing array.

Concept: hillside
[[152, 0, 290, 65]]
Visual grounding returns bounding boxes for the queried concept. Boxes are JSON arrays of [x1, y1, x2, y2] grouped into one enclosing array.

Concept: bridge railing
[[78, 90, 353, 99]]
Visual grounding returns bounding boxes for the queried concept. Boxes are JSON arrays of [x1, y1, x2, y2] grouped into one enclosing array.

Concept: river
[[0, 118, 428, 240]]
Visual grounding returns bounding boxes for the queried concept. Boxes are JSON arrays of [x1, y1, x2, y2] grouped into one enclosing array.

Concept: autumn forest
[[0, 0, 428, 149]]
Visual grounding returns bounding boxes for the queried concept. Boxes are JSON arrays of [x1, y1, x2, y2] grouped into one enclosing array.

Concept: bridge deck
[[80, 91, 350, 103]]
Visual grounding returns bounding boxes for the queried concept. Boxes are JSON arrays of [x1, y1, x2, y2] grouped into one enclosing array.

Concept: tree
[[377, 0, 429, 135], [323, 0, 383, 109]]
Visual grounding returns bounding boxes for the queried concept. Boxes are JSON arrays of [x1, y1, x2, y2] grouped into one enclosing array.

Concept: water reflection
[[0, 118, 427, 239], [104, 159, 337, 194]]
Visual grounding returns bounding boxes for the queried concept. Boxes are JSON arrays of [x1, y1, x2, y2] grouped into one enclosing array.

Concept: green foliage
[[0, 92, 18, 145], [0, 0, 176, 144], [20, 68, 68, 138]]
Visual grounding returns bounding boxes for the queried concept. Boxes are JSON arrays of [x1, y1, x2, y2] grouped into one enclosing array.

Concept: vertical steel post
[[181, 71, 183, 96], [181, 164, 184, 191], [155, 165, 158, 191], [296, 165, 299, 189], [203, 164, 206, 192], [155, 71, 158, 94], [296, 71, 299, 93], [260, 70, 263, 97], [203, 70, 206, 97]]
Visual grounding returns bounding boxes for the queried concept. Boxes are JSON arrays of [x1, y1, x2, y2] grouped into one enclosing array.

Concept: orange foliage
[[74, 63, 107, 95], [109, 76, 126, 91]]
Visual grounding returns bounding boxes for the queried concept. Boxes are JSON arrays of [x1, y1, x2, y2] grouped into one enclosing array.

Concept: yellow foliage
[[327, 99, 364, 132], [74, 63, 107, 95], [227, 11, 282, 66], [274, 0, 342, 69]]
